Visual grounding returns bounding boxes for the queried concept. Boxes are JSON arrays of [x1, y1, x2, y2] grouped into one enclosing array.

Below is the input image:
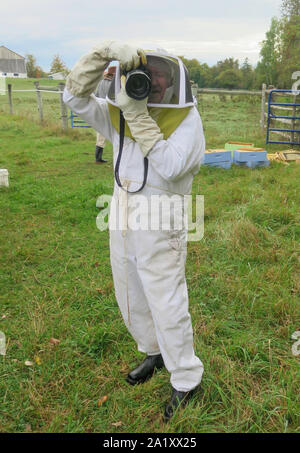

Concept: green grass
[[0, 93, 299, 433]]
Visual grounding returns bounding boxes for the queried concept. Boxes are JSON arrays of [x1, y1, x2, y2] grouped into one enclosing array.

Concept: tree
[[209, 58, 241, 88], [216, 58, 239, 73], [198, 63, 214, 88], [35, 66, 47, 78], [180, 56, 213, 87], [215, 69, 242, 89], [255, 17, 281, 87], [50, 54, 69, 75], [25, 54, 38, 78], [277, 13, 300, 87], [255, 1, 300, 88], [281, 0, 300, 17], [241, 58, 254, 89]]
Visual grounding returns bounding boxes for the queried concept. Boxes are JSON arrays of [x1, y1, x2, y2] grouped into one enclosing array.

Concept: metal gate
[[69, 110, 91, 128], [266, 89, 300, 145]]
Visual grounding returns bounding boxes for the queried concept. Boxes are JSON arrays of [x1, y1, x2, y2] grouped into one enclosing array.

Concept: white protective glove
[[66, 41, 146, 97], [117, 76, 164, 157]]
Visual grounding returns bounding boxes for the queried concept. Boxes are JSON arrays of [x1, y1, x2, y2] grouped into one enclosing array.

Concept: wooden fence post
[[260, 83, 267, 132], [58, 83, 68, 130], [8, 84, 13, 114], [34, 81, 44, 123], [191, 83, 198, 98]]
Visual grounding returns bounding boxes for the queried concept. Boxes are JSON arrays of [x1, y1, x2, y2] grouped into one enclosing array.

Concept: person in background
[[94, 65, 116, 163]]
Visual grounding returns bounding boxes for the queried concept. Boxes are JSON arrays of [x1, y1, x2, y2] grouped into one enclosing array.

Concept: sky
[[0, 0, 283, 71]]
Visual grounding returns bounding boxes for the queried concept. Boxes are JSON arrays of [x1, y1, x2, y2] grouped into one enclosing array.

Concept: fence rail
[[5, 82, 68, 130], [197, 88, 262, 96], [5, 81, 298, 140], [196, 83, 272, 132]]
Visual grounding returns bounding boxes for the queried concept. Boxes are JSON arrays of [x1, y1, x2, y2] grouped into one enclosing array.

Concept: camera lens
[[125, 69, 151, 100]]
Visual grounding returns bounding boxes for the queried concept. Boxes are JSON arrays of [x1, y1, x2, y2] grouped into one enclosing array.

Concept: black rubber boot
[[164, 386, 196, 422], [126, 354, 164, 385], [95, 146, 107, 163]]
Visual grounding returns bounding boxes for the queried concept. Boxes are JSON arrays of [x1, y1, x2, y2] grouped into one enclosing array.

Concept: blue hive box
[[204, 150, 232, 169], [233, 148, 270, 168]]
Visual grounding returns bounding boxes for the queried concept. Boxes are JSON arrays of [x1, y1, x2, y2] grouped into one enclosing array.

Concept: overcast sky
[[1, 0, 282, 71]]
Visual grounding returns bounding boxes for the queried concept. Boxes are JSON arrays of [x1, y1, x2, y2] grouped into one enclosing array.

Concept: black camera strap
[[114, 110, 149, 194]]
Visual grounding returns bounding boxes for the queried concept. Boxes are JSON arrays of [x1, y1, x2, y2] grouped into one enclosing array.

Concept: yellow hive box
[[236, 147, 266, 152]]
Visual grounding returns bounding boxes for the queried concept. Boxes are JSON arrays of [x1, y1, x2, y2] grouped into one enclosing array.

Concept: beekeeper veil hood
[[107, 52, 194, 108], [106, 52, 194, 140]]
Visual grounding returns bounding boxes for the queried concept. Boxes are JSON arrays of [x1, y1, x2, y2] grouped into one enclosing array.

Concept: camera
[[124, 65, 152, 100]]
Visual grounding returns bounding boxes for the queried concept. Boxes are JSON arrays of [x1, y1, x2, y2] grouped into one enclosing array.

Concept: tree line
[[25, 54, 69, 79], [25, 0, 299, 89], [182, 0, 300, 90]]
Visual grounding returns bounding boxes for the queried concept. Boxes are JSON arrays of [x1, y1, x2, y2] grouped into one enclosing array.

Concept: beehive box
[[204, 150, 232, 169], [233, 149, 269, 168]]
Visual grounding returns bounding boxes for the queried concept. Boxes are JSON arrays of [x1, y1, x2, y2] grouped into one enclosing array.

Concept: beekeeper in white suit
[[63, 41, 205, 421]]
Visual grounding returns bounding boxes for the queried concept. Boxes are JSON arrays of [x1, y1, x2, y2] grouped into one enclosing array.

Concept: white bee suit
[[63, 43, 205, 392]]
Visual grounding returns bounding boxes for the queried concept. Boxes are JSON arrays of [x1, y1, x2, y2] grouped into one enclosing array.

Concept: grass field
[[0, 79, 300, 433]]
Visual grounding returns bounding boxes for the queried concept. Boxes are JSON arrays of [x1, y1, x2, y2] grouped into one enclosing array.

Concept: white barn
[[0, 46, 27, 78]]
